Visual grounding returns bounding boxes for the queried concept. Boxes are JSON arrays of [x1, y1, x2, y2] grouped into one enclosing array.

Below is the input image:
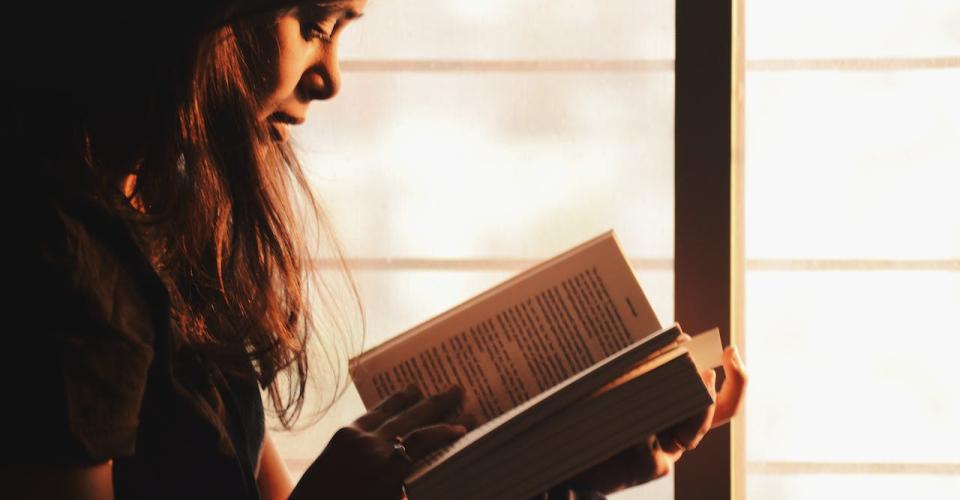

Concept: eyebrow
[[310, 1, 364, 20]]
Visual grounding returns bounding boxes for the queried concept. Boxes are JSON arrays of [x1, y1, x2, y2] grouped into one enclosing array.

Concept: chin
[[268, 121, 289, 142]]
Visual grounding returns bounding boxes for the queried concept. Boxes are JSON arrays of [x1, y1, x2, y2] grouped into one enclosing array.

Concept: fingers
[[622, 435, 674, 481], [701, 367, 719, 402], [566, 434, 673, 493], [379, 385, 465, 438], [354, 385, 423, 431], [446, 411, 479, 432], [649, 438, 675, 479], [658, 370, 717, 455], [712, 345, 747, 429], [401, 423, 468, 462]]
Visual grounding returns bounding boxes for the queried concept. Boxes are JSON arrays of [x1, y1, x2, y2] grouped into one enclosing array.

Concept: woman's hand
[[290, 385, 467, 500], [708, 345, 747, 429], [563, 343, 747, 495]]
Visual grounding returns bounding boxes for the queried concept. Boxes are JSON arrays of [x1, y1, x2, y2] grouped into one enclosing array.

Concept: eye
[[307, 18, 337, 42], [301, 12, 339, 43]]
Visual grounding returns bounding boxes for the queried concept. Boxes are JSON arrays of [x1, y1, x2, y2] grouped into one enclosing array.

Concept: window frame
[[674, 1, 743, 500]]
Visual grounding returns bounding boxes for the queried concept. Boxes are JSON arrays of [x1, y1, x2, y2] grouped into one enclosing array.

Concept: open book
[[350, 231, 722, 499]]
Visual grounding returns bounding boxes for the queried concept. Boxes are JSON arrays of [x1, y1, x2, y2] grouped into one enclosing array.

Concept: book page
[[350, 231, 663, 425], [687, 327, 723, 371]]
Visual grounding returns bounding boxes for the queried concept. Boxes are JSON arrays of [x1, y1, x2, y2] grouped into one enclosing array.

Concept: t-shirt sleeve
[[7, 200, 156, 465]]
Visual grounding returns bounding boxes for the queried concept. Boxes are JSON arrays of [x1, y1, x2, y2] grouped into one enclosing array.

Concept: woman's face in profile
[[259, 0, 366, 141]]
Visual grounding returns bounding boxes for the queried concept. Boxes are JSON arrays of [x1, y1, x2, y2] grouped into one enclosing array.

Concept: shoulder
[[7, 191, 166, 464], [20, 192, 162, 345]]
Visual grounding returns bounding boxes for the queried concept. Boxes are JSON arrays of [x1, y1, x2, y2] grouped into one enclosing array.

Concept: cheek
[[264, 17, 309, 110], [274, 52, 303, 98]]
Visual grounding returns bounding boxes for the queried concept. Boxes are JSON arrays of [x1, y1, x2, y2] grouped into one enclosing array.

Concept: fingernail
[[460, 414, 479, 431], [452, 425, 468, 434], [705, 369, 717, 387], [731, 345, 743, 367], [445, 385, 463, 396]]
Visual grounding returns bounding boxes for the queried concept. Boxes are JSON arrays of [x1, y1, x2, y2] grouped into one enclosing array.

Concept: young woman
[[3, 1, 745, 499]]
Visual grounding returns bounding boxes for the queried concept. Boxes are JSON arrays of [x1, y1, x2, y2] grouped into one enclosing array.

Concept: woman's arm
[[0, 461, 114, 500], [289, 385, 467, 500], [257, 431, 295, 500]]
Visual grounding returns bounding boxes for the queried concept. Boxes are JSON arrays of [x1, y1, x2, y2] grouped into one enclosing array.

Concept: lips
[[267, 112, 304, 142], [269, 111, 305, 125]]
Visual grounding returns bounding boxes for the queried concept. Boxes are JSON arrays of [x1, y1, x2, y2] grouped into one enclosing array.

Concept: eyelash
[[306, 20, 337, 43]]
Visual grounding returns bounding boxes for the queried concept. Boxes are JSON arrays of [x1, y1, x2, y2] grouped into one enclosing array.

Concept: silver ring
[[393, 436, 413, 463]]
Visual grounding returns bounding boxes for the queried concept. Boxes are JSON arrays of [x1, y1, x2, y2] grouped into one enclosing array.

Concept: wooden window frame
[[674, 1, 744, 500]]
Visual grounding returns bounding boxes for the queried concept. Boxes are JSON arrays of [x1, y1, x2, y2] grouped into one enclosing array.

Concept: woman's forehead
[[239, 0, 366, 19]]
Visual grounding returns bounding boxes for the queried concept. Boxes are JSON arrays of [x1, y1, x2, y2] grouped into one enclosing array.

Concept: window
[[268, 2, 960, 498], [743, 1, 960, 498], [274, 1, 678, 498]]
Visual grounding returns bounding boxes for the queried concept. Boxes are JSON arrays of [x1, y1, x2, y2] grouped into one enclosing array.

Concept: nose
[[302, 45, 341, 101]]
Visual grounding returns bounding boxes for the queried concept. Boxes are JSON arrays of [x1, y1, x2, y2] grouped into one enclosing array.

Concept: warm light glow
[[337, 0, 673, 60], [746, 0, 960, 59], [745, 1, 960, 498], [277, 3, 677, 499], [297, 72, 674, 262]]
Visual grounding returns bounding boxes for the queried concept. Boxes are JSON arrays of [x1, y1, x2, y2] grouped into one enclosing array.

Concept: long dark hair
[[6, 1, 363, 434]]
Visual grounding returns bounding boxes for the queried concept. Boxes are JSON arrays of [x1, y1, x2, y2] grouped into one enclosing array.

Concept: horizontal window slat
[[338, 58, 960, 74], [748, 462, 960, 476], [309, 258, 959, 272], [309, 257, 673, 271], [745, 259, 960, 271], [747, 57, 960, 72], [342, 59, 673, 73]]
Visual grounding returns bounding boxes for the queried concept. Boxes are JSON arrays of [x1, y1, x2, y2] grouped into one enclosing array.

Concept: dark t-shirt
[[7, 189, 264, 499], [5, 183, 607, 499]]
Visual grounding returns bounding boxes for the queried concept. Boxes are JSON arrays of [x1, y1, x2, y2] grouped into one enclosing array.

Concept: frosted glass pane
[[295, 71, 674, 260], [745, 70, 960, 260], [744, 271, 960, 463], [340, 0, 673, 60], [358, 269, 510, 345], [746, 0, 960, 59], [748, 474, 960, 500]]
